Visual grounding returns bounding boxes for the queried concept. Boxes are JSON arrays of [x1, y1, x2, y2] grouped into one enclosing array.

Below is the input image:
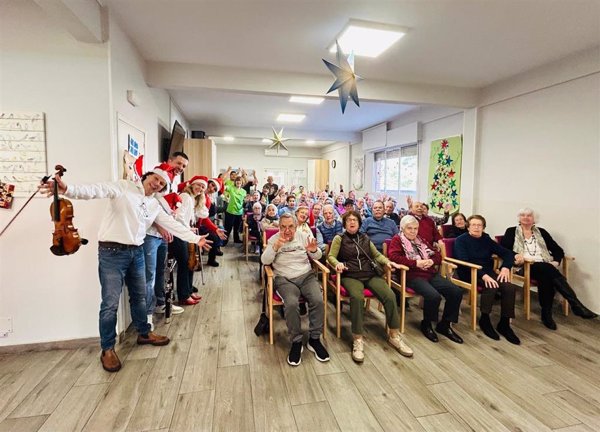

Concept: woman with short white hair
[[501, 208, 597, 329], [388, 215, 464, 343]]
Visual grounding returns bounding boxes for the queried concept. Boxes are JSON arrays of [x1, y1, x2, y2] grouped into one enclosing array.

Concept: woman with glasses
[[453, 215, 521, 344], [327, 210, 413, 363]]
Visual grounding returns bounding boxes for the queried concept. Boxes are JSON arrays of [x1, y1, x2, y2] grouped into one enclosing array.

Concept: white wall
[[215, 144, 322, 187], [321, 143, 351, 194], [109, 13, 171, 170], [0, 0, 111, 346], [0, 1, 176, 346], [476, 73, 600, 312]]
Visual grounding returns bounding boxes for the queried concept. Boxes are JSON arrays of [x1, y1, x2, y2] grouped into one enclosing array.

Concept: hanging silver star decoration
[[266, 127, 291, 152], [322, 40, 363, 114]]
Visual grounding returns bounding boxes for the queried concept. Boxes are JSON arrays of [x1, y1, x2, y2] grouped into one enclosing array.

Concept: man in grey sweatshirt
[[261, 213, 330, 366]]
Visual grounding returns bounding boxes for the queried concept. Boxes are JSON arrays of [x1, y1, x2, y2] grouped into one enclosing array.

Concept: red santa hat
[[162, 192, 182, 210], [152, 163, 174, 185], [208, 177, 222, 194], [134, 155, 144, 178], [177, 175, 208, 193]]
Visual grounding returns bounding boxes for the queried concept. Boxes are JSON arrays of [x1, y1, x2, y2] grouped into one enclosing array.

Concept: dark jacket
[[501, 226, 564, 263], [328, 232, 387, 280], [454, 233, 515, 282]]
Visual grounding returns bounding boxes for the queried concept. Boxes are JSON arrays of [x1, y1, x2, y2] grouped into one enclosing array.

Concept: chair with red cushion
[[324, 243, 389, 338], [441, 224, 454, 238], [494, 235, 571, 320], [440, 237, 481, 330]]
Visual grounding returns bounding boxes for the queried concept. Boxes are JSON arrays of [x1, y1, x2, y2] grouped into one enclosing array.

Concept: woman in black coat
[[501, 208, 597, 329]]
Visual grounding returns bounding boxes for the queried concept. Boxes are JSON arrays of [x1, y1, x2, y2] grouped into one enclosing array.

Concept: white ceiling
[[105, 0, 600, 144]]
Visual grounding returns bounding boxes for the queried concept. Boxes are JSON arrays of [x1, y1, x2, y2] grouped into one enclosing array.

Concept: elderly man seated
[[261, 213, 330, 366], [360, 200, 399, 252]]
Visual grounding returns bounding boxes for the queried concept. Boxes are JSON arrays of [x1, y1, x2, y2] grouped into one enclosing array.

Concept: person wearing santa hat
[[195, 176, 227, 266], [39, 164, 211, 373], [144, 153, 189, 324], [172, 175, 210, 305]]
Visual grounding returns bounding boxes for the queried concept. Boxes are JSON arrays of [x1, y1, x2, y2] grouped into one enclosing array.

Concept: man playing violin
[[40, 165, 211, 373]]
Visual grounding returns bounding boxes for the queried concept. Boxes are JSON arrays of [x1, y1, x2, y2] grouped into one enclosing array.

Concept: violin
[[49, 165, 88, 256], [187, 242, 201, 271]]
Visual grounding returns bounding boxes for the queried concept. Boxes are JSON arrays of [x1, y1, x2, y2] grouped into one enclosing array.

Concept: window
[[374, 145, 417, 195]]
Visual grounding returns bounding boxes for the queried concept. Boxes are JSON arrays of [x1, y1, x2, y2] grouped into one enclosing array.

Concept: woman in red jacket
[[388, 215, 464, 344]]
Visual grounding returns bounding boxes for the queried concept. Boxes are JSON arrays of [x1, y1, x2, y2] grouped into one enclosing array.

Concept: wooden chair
[[383, 239, 457, 333], [439, 238, 482, 330], [495, 235, 571, 320], [263, 258, 329, 345], [260, 228, 280, 288], [324, 244, 392, 338], [242, 212, 259, 262], [440, 224, 454, 238]]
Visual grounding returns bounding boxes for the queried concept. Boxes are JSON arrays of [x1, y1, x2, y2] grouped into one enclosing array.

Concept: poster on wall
[[117, 114, 145, 181], [427, 135, 462, 215], [0, 112, 47, 197], [352, 155, 364, 190]]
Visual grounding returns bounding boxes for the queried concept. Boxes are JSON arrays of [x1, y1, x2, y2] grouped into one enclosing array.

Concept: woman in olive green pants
[[327, 210, 413, 363]]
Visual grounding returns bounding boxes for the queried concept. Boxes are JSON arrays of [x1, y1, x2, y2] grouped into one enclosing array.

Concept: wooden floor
[[1, 247, 600, 432]]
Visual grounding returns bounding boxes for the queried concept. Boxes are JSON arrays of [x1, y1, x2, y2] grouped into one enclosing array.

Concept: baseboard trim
[[0, 337, 99, 354]]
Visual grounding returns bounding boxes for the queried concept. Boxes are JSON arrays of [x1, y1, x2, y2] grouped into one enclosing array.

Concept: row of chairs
[[259, 228, 573, 344]]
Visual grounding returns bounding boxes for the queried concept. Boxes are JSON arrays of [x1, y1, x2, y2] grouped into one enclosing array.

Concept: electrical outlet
[[0, 317, 13, 337]]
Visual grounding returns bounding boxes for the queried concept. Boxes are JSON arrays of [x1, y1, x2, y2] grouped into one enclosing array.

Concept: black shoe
[[435, 323, 464, 344], [207, 260, 219, 267], [541, 308, 557, 330], [571, 304, 598, 319], [497, 319, 521, 345], [287, 341, 303, 366], [215, 249, 224, 256], [299, 302, 308, 316], [479, 314, 500, 340], [307, 337, 330, 362], [420, 320, 438, 343], [192, 287, 199, 293]]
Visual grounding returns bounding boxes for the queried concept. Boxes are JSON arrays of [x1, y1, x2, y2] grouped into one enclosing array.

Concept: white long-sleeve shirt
[[175, 192, 195, 228], [261, 230, 321, 279], [64, 180, 201, 246]]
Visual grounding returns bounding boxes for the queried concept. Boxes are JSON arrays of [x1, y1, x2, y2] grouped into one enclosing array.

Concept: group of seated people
[[245, 178, 597, 367]]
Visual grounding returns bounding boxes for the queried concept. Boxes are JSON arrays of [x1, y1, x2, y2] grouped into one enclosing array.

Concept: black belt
[[98, 241, 140, 250]]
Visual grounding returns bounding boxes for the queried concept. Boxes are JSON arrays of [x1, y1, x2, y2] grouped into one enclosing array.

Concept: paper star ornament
[[322, 40, 363, 114], [266, 127, 291, 152]]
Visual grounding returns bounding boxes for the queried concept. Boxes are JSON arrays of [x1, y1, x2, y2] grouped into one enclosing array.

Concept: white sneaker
[[147, 314, 154, 331], [352, 338, 365, 363], [388, 334, 414, 358], [154, 304, 184, 315]]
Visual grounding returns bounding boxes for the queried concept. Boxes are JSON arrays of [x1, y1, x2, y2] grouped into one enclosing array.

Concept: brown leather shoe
[[100, 349, 122, 372], [137, 332, 170, 346]]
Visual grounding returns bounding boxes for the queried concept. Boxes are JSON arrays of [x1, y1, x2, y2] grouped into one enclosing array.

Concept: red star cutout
[[448, 169, 455, 177], [437, 201, 444, 209], [431, 182, 438, 190], [441, 140, 449, 149]]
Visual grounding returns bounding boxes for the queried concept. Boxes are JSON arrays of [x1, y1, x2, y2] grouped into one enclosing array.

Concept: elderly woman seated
[[501, 208, 597, 329], [446, 212, 468, 238], [388, 216, 464, 344], [454, 215, 521, 344], [327, 210, 412, 363]]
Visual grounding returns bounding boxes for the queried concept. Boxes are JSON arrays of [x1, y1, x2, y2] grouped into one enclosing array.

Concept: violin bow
[[0, 173, 51, 238]]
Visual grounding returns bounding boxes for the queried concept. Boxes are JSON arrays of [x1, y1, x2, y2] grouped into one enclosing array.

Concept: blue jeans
[[143, 235, 167, 312], [98, 245, 150, 350]]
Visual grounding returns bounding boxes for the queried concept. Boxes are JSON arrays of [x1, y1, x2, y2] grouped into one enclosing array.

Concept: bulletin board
[[0, 112, 47, 197]]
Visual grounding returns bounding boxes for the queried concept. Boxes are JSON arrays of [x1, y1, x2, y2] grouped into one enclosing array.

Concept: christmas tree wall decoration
[[427, 136, 463, 215]]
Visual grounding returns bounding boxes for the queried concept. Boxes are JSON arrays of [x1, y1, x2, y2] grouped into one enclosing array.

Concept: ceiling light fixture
[[289, 96, 324, 105], [223, 136, 235, 142], [277, 113, 305, 123], [329, 19, 407, 58], [306, 140, 315, 144], [262, 138, 271, 143]]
